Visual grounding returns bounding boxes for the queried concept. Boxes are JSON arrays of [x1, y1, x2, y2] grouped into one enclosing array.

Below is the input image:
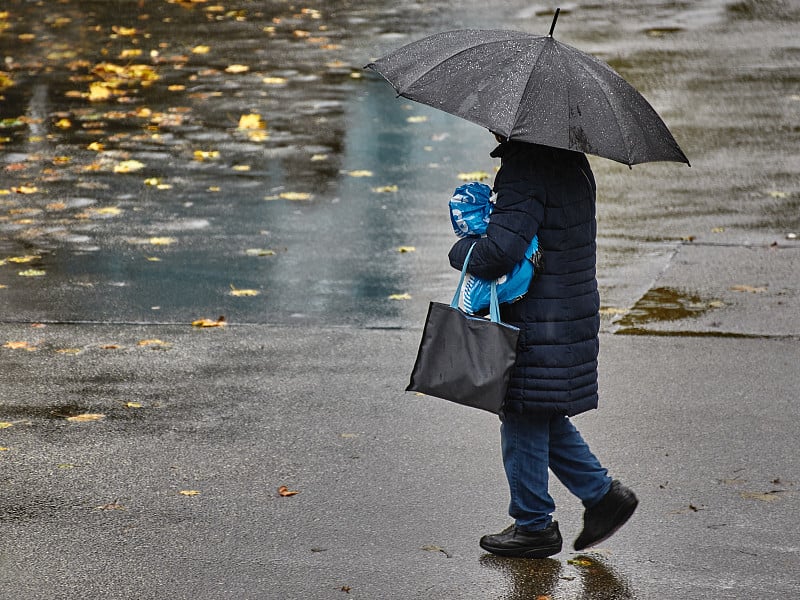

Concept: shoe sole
[[479, 541, 562, 559], [573, 497, 638, 551]]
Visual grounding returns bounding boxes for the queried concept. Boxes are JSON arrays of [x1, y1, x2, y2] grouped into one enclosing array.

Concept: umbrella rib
[[509, 39, 550, 137], [570, 57, 633, 165]]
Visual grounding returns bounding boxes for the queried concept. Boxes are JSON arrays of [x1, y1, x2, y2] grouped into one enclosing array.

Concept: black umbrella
[[366, 9, 689, 167]]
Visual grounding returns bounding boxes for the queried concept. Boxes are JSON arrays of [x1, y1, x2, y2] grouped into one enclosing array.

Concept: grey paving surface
[[0, 321, 798, 599]]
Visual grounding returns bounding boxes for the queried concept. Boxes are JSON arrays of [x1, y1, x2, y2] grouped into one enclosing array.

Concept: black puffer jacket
[[449, 140, 599, 416]]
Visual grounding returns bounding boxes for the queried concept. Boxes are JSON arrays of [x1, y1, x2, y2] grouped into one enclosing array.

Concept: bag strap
[[450, 243, 502, 323]]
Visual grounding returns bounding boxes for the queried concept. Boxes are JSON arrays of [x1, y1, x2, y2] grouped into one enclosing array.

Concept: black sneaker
[[573, 480, 638, 551], [480, 521, 562, 558]]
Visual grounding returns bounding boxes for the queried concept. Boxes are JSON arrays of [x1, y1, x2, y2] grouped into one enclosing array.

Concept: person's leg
[[480, 411, 562, 558], [500, 411, 554, 531], [547, 415, 612, 507], [546, 416, 638, 550]]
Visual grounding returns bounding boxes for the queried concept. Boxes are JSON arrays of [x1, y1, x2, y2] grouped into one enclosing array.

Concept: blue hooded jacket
[[449, 141, 599, 416]]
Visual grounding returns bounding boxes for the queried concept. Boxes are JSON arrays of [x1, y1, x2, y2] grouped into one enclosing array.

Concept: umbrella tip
[[548, 8, 561, 37]]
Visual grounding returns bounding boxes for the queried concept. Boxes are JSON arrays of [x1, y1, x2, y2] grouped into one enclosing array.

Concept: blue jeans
[[501, 411, 612, 531]]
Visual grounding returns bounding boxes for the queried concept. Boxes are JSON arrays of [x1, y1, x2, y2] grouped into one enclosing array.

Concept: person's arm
[[449, 175, 544, 280]]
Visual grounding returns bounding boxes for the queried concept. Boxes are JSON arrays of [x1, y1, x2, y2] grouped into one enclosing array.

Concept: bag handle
[[450, 243, 502, 323]]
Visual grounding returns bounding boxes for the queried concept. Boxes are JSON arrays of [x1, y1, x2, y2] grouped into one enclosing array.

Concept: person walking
[[448, 133, 638, 558]]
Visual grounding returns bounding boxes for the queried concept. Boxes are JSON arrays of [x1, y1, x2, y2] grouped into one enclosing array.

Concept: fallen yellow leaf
[[112, 26, 138, 36], [247, 130, 269, 142], [87, 141, 105, 152], [18, 269, 46, 277], [347, 170, 373, 177], [3, 341, 36, 350], [406, 115, 428, 123], [113, 160, 145, 173], [55, 348, 82, 354], [193, 150, 219, 161], [119, 48, 143, 59], [124, 402, 143, 409], [148, 237, 176, 246], [192, 316, 226, 328], [397, 246, 416, 253], [192, 45, 211, 54], [66, 413, 105, 422], [91, 206, 123, 216], [88, 82, 112, 102], [225, 64, 250, 74], [567, 558, 594, 567], [278, 192, 312, 201], [245, 248, 276, 257], [7, 255, 40, 263], [179, 490, 201, 496], [238, 113, 266, 130], [0, 422, 13, 429], [229, 285, 259, 297], [262, 76, 288, 85], [372, 185, 398, 193], [12, 185, 38, 194], [388, 292, 412, 300], [137, 338, 169, 347]]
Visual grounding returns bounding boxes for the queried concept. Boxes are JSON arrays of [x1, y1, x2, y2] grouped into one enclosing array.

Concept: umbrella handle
[[548, 8, 561, 37]]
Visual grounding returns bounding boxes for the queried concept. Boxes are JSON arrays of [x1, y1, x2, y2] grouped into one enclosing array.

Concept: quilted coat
[[448, 140, 600, 417]]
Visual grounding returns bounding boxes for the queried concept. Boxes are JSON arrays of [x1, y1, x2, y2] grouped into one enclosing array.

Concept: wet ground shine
[[1, 1, 799, 331]]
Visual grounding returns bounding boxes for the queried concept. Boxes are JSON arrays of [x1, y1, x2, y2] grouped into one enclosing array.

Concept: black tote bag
[[407, 244, 520, 414]]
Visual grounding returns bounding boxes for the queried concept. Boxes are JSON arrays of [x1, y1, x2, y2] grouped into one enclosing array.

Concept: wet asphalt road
[[0, 324, 798, 599], [1, 1, 799, 598]]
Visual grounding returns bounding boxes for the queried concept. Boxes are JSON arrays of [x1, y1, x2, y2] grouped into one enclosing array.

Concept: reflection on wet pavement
[[481, 553, 636, 599], [613, 286, 721, 334]]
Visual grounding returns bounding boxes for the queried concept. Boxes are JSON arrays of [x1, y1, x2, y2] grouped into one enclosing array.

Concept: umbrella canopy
[[366, 16, 689, 167]]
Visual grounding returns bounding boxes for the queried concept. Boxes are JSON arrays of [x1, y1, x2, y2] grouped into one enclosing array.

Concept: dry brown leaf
[[730, 285, 768, 293], [96, 502, 126, 511], [3, 341, 36, 350], [741, 490, 783, 502], [137, 338, 169, 347], [278, 485, 300, 497]]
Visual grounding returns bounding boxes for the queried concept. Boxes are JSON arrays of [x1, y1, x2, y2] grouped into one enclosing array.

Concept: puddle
[[614, 286, 723, 334]]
